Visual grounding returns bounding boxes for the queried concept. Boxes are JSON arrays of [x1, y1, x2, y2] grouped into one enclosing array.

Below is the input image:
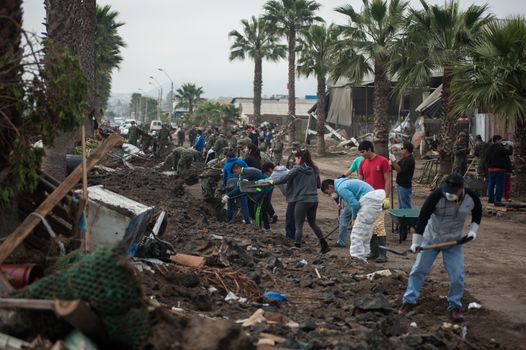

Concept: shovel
[[239, 180, 273, 193], [379, 236, 473, 256]]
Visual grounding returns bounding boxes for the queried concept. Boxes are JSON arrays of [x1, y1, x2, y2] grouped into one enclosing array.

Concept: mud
[[89, 154, 526, 350]]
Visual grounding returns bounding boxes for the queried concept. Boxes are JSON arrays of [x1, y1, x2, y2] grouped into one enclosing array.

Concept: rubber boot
[[376, 236, 388, 263], [320, 239, 331, 254], [366, 234, 379, 259]]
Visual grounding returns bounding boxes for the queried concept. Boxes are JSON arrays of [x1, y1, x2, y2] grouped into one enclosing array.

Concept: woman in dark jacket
[[272, 150, 330, 253], [243, 143, 262, 169]]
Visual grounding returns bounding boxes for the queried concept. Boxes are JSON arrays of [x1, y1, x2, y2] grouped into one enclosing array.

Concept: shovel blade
[[378, 245, 408, 256]]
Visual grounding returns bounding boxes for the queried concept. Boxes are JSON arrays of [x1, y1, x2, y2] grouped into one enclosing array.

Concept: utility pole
[[158, 68, 174, 120], [138, 88, 144, 123], [150, 76, 162, 121]]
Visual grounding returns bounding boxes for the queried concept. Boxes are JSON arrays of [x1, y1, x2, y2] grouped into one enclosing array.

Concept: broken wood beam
[[0, 133, 121, 264], [0, 298, 54, 310], [170, 253, 205, 267]]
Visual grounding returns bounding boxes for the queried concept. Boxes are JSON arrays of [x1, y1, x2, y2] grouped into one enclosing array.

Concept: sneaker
[[449, 308, 464, 322], [271, 214, 278, 223], [335, 242, 346, 248], [294, 243, 301, 248], [398, 303, 415, 315]]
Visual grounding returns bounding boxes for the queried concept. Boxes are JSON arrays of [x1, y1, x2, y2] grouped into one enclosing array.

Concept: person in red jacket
[[358, 141, 391, 263]]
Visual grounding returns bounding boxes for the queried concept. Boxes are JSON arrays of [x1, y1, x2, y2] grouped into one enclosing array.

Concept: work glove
[[410, 234, 423, 253], [382, 198, 391, 210], [389, 153, 397, 162], [221, 195, 229, 204], [467, 230, 477, 241], [255, 179, 273, 185]]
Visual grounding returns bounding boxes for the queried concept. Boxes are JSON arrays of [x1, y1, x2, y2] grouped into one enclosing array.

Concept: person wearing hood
[[399, 173, 482, 322], [321, 178, 385, 259], [269, 149, 330, 253], [222, 150, 250, 225]]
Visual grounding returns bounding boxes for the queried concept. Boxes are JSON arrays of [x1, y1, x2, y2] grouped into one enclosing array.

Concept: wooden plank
[[0, 298, 54, 310], [169, 253, 205, 267], [0, 273, 15, 296], [0, 133, 121, 264], [53, 299, 107, 343], [81, 125, 91, 252]]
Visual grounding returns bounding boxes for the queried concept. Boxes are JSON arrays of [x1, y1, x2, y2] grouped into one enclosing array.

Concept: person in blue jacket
[[321, 178, 385, 261], [193, 129, 205, 153]]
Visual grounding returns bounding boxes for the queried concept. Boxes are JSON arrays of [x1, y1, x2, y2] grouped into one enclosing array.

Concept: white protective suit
[[350, 189, 386, 259]]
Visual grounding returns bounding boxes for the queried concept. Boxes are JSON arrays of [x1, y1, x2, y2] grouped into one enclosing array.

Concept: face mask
[[331, 193, 339, 200], [445, 192, 458, 201]]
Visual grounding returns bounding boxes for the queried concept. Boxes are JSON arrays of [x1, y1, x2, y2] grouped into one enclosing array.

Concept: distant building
[[232, 97, 315, 134]]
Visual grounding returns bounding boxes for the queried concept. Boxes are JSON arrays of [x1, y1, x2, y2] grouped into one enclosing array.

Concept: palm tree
[[333, 0, 408, 157], [263, 0, 323, 143], [452, 17, 526, 191], [395, 0, 492, 173], [95, 5, 125, 113], [229, 16, 286, 127], [296, 24, 337, 155], [175, 83, 204, 114]]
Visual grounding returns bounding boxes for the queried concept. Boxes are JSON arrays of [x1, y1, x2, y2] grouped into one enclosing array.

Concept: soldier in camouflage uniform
[[165, 147, 202, 176], [213, 134, 229, 159], [158, 124, 171, 149], [227, 132, 238, 149], [204, 130, 217, 155], [286, 141, 302, 169], [200, 157, 226, 200], [177, 128, 185, 147], [238, 132, 253, 148], [271, 135, 284, 165], [127, 121, 139, 146], [188, 127, 197, 147], [452, 132, 469, 175]]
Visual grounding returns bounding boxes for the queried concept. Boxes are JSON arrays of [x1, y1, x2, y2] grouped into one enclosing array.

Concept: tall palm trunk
[[437, 67, 456, 175], [253, 57, 263, 127], [316, 76, 326, 155], [189, 100, 194, 114], [514, 117, 526, 197], [80, 0, 96, 135], [373, 62, 390, 157], [0, 0, 23, 236], [287, 30, 296, 143], [42, 0, 83, 180]]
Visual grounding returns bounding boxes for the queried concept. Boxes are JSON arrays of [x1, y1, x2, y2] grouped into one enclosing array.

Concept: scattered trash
[[299, 259, 308, 266], [246, 245, 258, 251], [257, 332, 286, 346], [468, 302, 482, 309], [460, 325, 468, 340], [211, 234, 224, 240], [225, 291, 240, 302], [236, 308, 299, 328], [356, 269, 392, 281], [410, 322, 418, 328], [263, 291, 288, 302], [208, 286, 218, 293]]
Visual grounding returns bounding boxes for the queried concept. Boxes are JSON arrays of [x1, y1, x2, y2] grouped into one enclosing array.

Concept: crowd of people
[[111, 121, 498, 321]]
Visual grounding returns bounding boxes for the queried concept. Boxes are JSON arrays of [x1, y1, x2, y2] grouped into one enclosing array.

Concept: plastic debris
[[356, 269, 392, 281], [211, 234, 224, 240], [460, 326, 468, 340], [208, 286, 218, 293], [410, 322, 418, 328], [225, 291, 239, 302], [246, 245, 258, 251], [263, 291, 288, 302], [468, 302, 482, 309]]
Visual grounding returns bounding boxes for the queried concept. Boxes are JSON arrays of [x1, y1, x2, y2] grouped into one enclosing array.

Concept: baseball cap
[[443, 173, 464, 193]]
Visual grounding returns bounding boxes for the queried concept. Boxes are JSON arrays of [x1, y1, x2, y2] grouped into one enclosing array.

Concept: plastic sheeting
[[326, 86, 353, 127]]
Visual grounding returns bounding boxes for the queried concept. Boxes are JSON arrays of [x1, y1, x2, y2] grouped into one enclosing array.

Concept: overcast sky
[[23, 0, 526, 99]]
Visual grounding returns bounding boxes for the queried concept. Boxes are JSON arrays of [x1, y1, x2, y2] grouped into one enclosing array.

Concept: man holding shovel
[[399, 173, 482, 321]]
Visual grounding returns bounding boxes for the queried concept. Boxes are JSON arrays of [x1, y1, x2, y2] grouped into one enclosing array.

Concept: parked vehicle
[[149, 120, 162, 134]]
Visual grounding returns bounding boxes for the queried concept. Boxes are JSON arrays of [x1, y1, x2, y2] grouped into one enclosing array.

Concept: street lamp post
[[150, 76, 162, 121], [158, 68, 174, 119]]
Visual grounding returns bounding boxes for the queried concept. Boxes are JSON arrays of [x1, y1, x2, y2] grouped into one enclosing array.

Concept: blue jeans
[[337, 205, 353, 246], [488, 170, 505, 203], [227, 195, 251, 224], [397, 185, 412, 209], [285, 202, 296, 240], [403, 244, 464, 310]]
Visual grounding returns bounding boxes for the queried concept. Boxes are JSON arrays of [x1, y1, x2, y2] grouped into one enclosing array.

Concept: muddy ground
[[90, 150, 526, 350]]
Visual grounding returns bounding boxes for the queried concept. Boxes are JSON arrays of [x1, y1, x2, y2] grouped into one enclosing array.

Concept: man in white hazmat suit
[[399, 173, 482, 321], [321, 178, 386, 260]]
